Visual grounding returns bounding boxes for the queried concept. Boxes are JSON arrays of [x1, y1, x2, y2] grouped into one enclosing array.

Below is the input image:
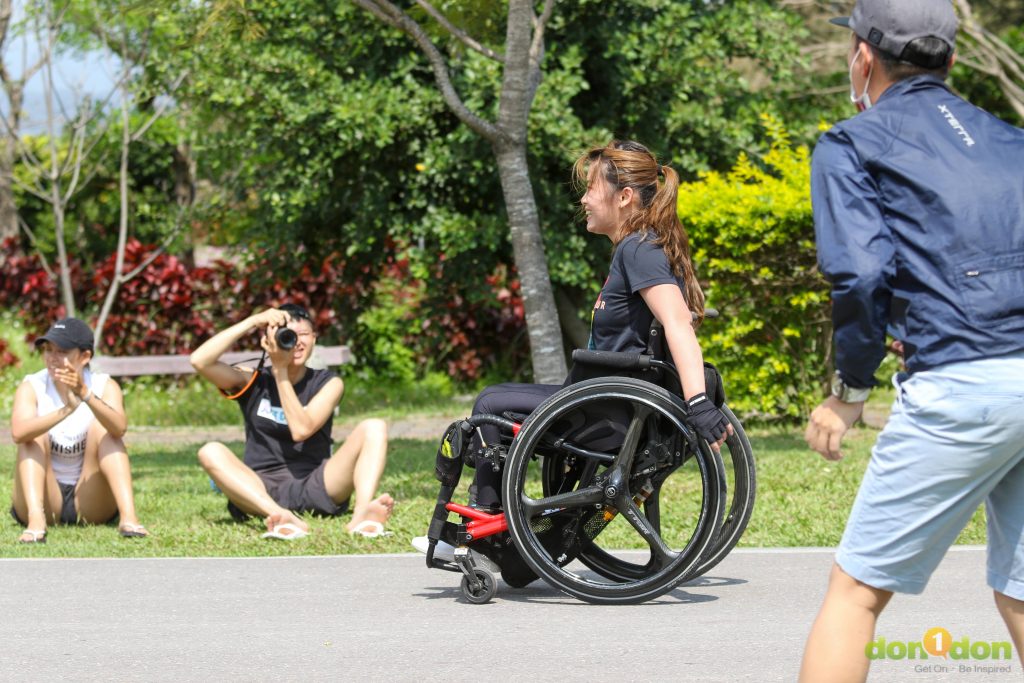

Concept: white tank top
[[24, 367, 110, 486]]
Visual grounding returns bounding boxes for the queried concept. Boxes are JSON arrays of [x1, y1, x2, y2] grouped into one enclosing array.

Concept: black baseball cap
[[831, 0, 958, 66], [34, 317, 95, 353]]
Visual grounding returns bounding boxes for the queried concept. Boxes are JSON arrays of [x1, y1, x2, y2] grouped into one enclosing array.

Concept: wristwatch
[[830, 372, 871, 403]]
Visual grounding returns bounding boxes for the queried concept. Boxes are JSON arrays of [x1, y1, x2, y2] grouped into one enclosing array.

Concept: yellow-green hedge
[[680, 114, 831, 420]]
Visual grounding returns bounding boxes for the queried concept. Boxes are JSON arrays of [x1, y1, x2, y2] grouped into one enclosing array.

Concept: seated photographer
[[10, 317, 148, 543], [413, 140, 731, 557], [190, 304, 393, 539]]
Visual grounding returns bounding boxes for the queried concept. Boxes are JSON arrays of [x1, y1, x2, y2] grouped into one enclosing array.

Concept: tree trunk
[[94, 88, 133, 352], [350, 0, 566, 381], [0, 84, 21, 241], [493, 139, 566, 383], [0, 129, 16, 241]]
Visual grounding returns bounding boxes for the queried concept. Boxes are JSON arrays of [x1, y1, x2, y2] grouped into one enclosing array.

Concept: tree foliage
[[7, 1, 1021, 414]]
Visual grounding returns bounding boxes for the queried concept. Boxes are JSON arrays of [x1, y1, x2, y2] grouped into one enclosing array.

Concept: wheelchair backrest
[[565, 311, 725, 407]]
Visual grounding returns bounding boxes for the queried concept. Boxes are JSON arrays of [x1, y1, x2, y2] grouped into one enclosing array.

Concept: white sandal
[[18, 529, 46, 544]]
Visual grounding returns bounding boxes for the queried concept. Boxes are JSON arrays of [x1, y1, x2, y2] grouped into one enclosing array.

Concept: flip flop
[[18, 529, 46, 544], [348, 520, 393, 538], [261, 522, 309, 541], [119, 524, 149, 538]]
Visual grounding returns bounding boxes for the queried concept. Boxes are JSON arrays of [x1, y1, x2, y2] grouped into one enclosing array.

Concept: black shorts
[[10, 482, 79, 526], [228, 461, 350, 520]]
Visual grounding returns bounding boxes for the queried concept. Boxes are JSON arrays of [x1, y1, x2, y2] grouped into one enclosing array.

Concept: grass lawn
[[0, 422, 987, 558]]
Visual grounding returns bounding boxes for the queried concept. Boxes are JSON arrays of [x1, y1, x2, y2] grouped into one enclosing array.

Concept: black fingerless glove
[[686, 392, 729, 443]]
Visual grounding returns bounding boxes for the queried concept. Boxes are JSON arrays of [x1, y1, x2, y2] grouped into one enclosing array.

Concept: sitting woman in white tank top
[[9, 317, 148, 543]]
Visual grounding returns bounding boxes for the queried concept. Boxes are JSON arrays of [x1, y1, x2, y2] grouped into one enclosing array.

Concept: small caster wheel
[[460, 569, 497, 604]]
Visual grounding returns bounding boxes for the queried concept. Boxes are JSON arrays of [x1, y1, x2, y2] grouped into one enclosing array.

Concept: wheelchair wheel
[[692, 404, 755, 576], [460, 569, 497, 604], [563, 402, 756, 583], [501, 377, 725, 605]]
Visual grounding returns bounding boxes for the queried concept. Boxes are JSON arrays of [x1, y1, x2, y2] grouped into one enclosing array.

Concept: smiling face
[[40, 341, 90, 379], [580, 161, 635, 241]]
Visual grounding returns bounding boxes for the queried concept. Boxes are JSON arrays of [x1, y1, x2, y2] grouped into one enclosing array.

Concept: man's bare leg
[[322, 419, 393, 531], [197, 442, 308, 533], [799, 563, 893, 683], [994, 591, 1024, 667]]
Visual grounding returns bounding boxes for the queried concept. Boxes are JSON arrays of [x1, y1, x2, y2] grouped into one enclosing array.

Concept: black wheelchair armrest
[[571, 349, 653, 371]]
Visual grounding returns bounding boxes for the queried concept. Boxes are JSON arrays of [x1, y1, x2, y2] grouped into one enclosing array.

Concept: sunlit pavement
[[0, 547, 1013, 682]]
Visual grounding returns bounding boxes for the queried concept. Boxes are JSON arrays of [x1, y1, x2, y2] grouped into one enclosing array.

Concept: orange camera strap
[[219, 352, 265, 400]]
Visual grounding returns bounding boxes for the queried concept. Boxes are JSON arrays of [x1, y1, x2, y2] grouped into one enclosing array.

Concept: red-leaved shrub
[[0, 237, 528, 383]]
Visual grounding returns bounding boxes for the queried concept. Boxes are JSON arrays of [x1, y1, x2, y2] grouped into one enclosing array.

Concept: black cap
[[34, 317, 95, 353], [830, 0, 958, 66]]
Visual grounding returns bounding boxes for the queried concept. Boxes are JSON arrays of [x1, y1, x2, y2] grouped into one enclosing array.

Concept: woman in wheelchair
[[414, 141, 745, 603], [473, 140, 729, 510]]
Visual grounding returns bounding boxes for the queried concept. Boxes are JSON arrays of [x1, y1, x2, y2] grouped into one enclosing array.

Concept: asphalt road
[[0, 547, 1015, 682]]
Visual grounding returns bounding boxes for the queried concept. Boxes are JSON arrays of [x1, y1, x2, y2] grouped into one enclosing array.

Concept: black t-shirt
[[589, 232, 688, 353], [236, 367, 337, 477]]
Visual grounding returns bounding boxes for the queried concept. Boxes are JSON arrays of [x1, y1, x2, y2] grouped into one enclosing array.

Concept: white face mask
[[848, 49, 874, 112]]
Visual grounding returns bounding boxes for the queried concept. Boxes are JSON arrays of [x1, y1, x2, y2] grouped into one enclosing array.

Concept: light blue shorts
[[836, 352, 1024, 598]]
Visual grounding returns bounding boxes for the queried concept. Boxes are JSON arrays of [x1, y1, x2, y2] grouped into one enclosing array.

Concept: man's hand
[[261, 324, 293, 372], [254, 307, 291, 330], [804, 395, 864, 461], [889, 340, 906, 371]]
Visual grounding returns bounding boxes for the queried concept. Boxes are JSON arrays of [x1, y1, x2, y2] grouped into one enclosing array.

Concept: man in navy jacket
[[802, 0, 1024, 679]]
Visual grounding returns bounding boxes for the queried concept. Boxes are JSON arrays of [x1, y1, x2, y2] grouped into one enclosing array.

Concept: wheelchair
[[424, 314, 756, 605]]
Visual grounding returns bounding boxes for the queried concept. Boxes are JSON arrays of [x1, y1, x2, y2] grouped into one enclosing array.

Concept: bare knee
[[827, 564, 893, 616], [359, 419, 388, 441], [16, 438, 47, 462], [95, 432, 128, 459], [995, 590, 1024, 615], [78, 425, 124, 473], [197, 442, 229, 471]]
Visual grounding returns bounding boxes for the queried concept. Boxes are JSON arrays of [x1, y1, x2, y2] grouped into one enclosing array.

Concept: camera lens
[[275, 328, 298, 350]]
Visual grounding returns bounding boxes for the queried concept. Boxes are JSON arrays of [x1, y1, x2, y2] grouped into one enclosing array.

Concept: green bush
[[680, 114, 831, 420]]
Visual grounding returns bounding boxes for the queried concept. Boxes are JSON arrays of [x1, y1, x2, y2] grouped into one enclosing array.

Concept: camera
[[275, 328, 298, 350]]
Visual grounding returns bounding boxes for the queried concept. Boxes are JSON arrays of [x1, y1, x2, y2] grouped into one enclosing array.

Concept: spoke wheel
[[502, 377, 725, 605], [563, 403, 756, 582]]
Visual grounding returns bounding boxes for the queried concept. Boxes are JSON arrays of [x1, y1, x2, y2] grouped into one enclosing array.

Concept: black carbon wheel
[[562, 402, 755, 583], [691, 404, 755, 576], [501, 377, 725, 605]]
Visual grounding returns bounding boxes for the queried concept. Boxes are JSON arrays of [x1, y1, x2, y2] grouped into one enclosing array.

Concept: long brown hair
[[573, 140, 705, 321]]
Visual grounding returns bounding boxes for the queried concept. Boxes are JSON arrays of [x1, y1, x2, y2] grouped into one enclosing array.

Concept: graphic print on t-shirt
[[51, 437, 86, 462], [256, 397, 288, 425], [589, 276, 610, 350]]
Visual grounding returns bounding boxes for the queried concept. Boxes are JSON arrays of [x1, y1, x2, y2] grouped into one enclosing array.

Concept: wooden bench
[[92, 345, 352, 377]]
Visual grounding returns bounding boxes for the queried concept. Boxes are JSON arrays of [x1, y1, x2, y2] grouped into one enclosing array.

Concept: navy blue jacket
[[811, 75, 1024, 388]]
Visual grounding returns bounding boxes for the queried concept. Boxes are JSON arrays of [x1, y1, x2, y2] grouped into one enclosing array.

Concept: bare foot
[[346, 493, 395, 533], [264, 509, 310, 536]]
